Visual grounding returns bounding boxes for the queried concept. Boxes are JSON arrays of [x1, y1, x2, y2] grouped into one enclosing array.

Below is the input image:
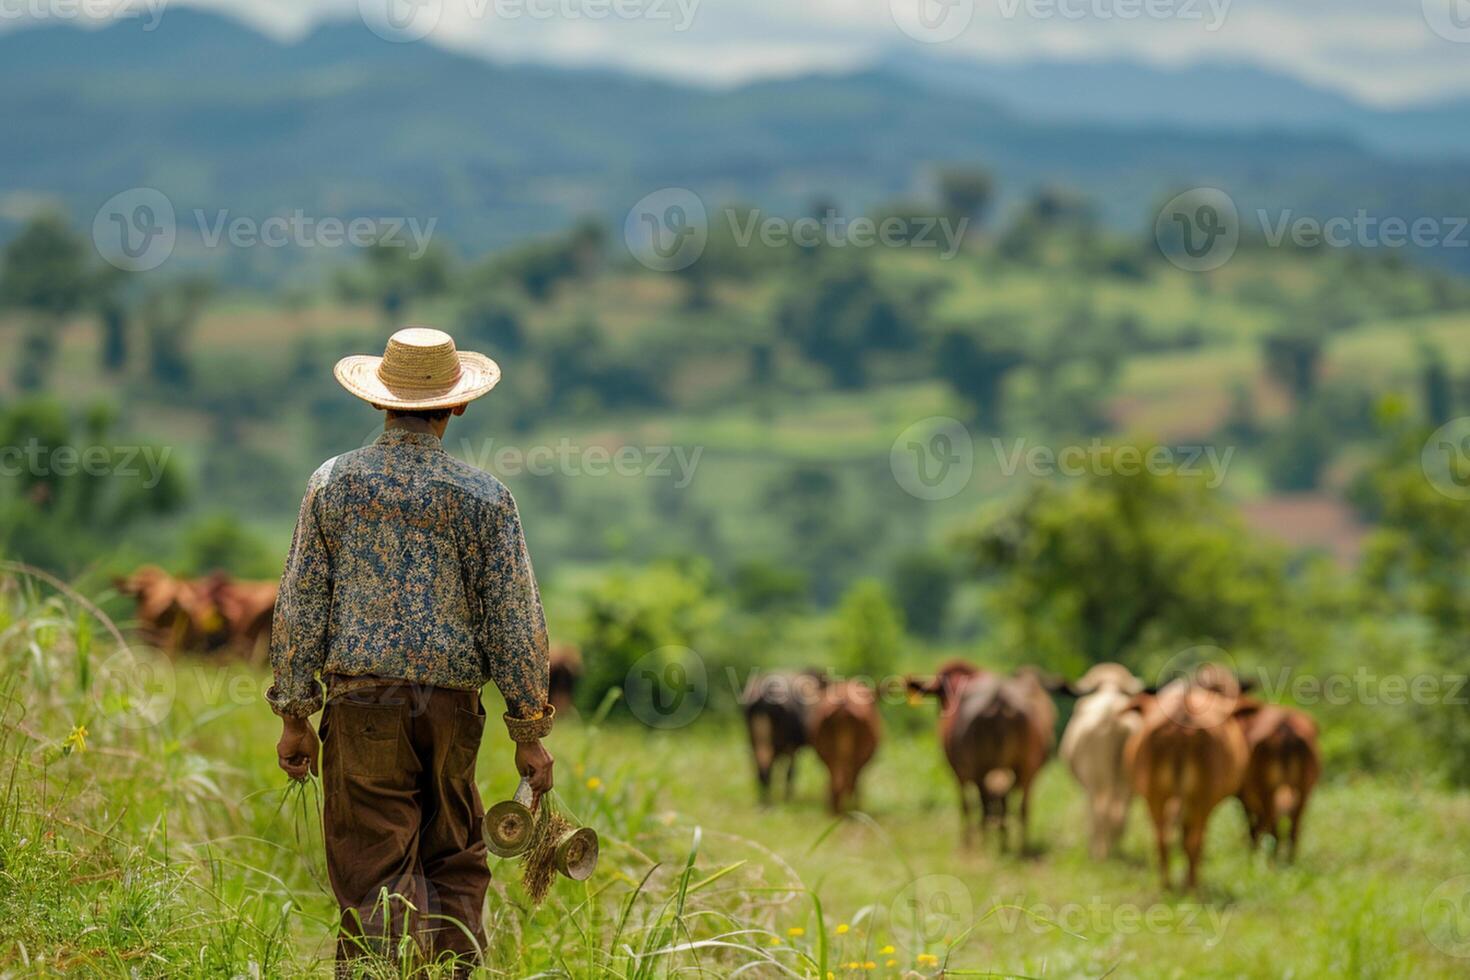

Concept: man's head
[[378, 404, 467, 439]]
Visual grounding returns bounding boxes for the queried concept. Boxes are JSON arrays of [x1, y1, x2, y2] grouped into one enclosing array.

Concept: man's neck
[[385, 416, 445, 440]]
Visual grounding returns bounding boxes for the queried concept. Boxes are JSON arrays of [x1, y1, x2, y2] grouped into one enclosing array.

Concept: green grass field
[[4, 585, 1468, 978]]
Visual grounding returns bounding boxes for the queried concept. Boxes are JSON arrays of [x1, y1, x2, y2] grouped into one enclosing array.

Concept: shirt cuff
[[267, 683, 323, 720], [503, 704, 555, 742]]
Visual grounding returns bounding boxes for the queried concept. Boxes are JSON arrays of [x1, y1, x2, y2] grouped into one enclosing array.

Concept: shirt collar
[[376, 420, 444, 451]]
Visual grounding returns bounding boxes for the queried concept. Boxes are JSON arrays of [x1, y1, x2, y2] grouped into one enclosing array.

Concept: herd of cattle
[[742, 660, 1322, 890], [115, 570, 1318, 890], [116, 566, 279, 657]]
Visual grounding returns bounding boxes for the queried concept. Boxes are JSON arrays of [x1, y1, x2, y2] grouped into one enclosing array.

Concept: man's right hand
[[276, 716, 320, 781], [515, 739, 554, 805]]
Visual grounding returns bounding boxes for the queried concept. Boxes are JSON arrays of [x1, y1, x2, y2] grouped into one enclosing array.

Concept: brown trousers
[[320, 682, 490, 971]]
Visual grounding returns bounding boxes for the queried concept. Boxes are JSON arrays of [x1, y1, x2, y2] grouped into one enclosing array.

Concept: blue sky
[[19, 0, 1470, 105]]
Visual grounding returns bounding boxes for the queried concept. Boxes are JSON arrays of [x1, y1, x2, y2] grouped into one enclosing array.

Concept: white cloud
[[29, 0, 1470, 104]]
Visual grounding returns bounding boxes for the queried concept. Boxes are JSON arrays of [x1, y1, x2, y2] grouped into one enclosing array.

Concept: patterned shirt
[[267, 421, 549, 722]]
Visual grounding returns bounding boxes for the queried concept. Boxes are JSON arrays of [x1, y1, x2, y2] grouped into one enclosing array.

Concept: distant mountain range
[[1, 11, 1467, 282], [878, 50, 1470, 160]]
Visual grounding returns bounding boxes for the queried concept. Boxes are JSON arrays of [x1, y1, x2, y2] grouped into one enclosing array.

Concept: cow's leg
[[1287, 796, 1307, 864], [1106, 790, 1129, 858], [1261, 795, 1280, 862], [1089, 791, 1110, 860], [957, 779, 974, 850], [755, 759, 772, 806], [1017, 775, 1032, 856], [784, 753, 798, 803], [1147, 795, 1171, 890], [994, 791, 1011, 854], [1181, 810, 1207, 892], [977, 785, 995, 848]]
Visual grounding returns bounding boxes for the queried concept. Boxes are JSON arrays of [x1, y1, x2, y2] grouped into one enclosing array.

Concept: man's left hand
[[515, 739, 554, 806], [277, 716, 320, 781]]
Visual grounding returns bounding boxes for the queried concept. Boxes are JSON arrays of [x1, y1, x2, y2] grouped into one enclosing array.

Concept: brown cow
[[1232, 699, 1321, 862], [909, 660, 1056, 852], [202, 573, 278, 660], [117, 567, 277, 656], [807, 679, 880, 814], [741, 670, 825, 805], [1124, 672, 1249, 890], [548, 643, 584, 716], [115, 566, 223, 652]]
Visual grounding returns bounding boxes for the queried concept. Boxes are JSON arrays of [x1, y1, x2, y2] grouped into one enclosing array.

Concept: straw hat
[[334, 327, 501, 410]]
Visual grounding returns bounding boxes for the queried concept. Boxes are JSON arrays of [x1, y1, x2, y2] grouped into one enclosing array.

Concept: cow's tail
[[1273, 720, 1309, 812], [749, 710, 776, 771], [983, 769, 1016, 795]]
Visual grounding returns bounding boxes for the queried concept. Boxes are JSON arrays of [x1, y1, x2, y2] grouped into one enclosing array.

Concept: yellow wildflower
[[879, 945, 895, 955], [586, 777, 602, 791], [835, 923, 850, 935], [63, 724, 88, 755], [863, 963, 876, 971], [788, 927, 805, 937], [768, 936, 782, 946], [917, 953, 940, 966]]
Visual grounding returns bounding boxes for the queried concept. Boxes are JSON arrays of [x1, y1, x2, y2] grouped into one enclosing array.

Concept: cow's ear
[[1036, 670, 1070, 694], [906, 676, 938, 696], [1236, 673, 1258, 693], [1232, 697, 1263, 719]]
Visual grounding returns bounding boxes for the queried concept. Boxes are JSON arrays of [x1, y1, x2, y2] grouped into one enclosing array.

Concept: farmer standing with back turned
[[267, 327, 555, 974]]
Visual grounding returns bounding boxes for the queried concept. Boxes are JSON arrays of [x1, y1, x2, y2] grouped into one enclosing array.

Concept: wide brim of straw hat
[[334, 342, 502, 411]]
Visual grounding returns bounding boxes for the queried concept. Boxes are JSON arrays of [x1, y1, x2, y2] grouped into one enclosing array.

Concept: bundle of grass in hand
[[520, 805, 574, 905]]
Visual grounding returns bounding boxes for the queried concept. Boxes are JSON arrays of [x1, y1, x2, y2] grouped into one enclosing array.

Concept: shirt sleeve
[[266, 464, 334, 718], [476, 490, 550, 723]]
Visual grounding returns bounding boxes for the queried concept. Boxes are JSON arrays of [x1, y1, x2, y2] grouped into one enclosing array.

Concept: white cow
[[1059, 663, 1145, 859]]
